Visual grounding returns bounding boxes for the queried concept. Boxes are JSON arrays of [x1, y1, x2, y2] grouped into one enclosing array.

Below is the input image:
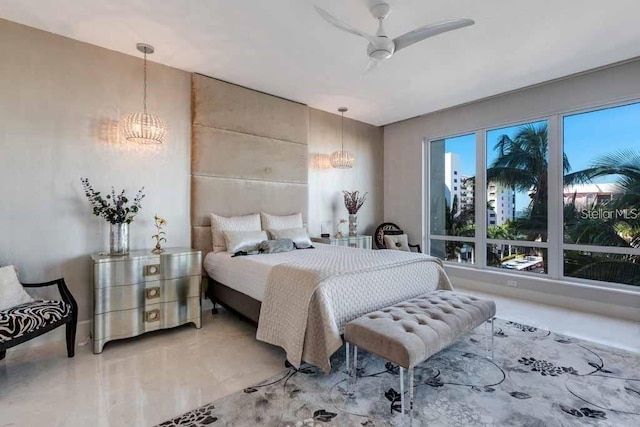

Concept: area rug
[[158, 319, 640, 426]]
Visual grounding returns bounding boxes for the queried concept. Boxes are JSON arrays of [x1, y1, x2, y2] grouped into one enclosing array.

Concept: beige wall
[[383, 59, 640, 319], [308, 108, 383, 238], [0, 19, 192, 322]]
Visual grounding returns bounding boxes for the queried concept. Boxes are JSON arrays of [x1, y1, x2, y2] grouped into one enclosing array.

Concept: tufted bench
[[344, 290, 496, 415]]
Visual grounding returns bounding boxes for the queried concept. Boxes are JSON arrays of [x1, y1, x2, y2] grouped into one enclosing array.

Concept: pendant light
[[330, 107, 355, 169], [121, 43, 167, 144]]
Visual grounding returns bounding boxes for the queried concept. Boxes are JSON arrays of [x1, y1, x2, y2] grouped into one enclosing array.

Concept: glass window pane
[[564, 250, 640, 286], [563, 103, 640, 249], [486, 121, 548, 241], [430, 134, 476, 237], [487, 244, 547, 273], [431, 240, 475, 264]]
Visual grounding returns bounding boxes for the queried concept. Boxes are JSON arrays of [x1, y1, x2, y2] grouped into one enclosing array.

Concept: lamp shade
[[330, 149, 355, 169], [121, 112, 167, 144]]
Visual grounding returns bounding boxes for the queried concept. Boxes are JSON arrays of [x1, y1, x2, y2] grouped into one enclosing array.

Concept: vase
[[348, 214, 358, 237], [109, 223, 129, 256]]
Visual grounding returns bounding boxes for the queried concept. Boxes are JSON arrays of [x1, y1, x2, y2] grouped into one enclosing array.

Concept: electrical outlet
[[506, 280, 518, 287]]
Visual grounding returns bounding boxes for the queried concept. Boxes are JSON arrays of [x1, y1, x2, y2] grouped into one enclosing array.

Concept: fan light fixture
[[121, 43, 167, 144], [330, 107, 354, 169]]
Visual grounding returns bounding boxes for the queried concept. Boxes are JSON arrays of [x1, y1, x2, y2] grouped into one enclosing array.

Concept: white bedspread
[[255, 245, 452, 373], [203, 251, 275, 301]]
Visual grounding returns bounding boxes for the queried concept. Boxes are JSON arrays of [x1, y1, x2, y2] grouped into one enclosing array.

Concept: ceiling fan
[[315, 2, 474, 74]]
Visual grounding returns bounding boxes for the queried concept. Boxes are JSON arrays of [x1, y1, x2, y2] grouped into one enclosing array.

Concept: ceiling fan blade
[[362, 58, 379, 77], [314, 6, 378, 44], [393, 18, 474, 52]]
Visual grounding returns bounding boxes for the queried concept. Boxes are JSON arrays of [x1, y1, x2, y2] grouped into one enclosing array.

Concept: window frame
[[424, 99, 640, 292]]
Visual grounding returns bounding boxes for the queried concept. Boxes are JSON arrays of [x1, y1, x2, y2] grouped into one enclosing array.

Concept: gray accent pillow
[[258, 239, 295, 254], [223, 230, 268, 254], [268, 227, 314, 249]]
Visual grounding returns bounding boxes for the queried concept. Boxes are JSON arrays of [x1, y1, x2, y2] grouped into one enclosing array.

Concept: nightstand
[[91, 248, 202, 354], [311, 235, 373, 249]]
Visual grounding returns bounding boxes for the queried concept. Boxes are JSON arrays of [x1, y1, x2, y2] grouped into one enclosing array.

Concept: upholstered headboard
[[191, 74, 309, 254]]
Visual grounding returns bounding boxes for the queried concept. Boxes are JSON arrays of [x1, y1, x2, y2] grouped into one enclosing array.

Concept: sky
[[436, 102, 640, 212]]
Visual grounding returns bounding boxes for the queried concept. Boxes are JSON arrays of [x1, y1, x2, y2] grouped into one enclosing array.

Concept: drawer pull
[[144, 264, 160, 276], [145, 287, 161, 300], [145, 309, 160, 323]]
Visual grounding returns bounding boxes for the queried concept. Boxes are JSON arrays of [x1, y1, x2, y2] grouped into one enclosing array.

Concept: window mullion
[[547, 115, 562, 279], [476, 130, 487, 269]]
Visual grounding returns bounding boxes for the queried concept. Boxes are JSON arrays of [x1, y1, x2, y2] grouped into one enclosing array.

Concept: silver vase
[[109, 223, 129, 255], [348, 214, 358, 237]]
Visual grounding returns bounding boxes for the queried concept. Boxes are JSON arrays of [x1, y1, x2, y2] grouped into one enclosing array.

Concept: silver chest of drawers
[[91, 248, 202, 354]]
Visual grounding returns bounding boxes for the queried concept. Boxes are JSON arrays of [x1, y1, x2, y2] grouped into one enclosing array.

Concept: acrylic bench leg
[[400, 367, 405, 414], [345, 342, 350, 375], [353, 345, 358, 380], [409, 367, 414, 419]]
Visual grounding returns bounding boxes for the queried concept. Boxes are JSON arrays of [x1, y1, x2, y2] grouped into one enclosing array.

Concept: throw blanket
[[256, 246, 452, 373]]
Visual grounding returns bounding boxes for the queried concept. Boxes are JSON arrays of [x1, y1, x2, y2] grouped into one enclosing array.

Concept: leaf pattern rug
[[157, 319, 640, 426]]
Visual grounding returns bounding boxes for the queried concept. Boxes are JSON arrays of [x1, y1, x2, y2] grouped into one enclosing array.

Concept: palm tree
[[487, 123, 587, 242], [563, 150, 640, 286]]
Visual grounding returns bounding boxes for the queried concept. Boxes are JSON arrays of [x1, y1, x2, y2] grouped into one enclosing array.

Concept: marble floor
[[1, 289, 638, 427]]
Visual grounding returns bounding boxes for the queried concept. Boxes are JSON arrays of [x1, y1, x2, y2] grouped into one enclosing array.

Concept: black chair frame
[[374, 222, 422, 253], [0, 278, 78, 360]]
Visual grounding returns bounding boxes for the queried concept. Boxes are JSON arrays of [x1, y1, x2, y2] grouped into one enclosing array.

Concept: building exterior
[[487, 183, 515, 226], [563, 183, 620, 208], [444, 152, 461, 208]]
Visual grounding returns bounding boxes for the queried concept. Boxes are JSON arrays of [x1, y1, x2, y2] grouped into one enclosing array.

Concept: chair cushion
[[344, 291, 496, 369], [0, 300, 72, 343], [383, 234, 411, 252]]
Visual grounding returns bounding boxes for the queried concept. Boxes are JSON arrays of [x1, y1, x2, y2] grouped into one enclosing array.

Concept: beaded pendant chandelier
[[121, 43, 167, 144], [330, 107, 354, 169]]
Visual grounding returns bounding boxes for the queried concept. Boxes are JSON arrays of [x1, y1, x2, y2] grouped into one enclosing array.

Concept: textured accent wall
[[191, 74, 309, 253], [0, 19, 191, 322]]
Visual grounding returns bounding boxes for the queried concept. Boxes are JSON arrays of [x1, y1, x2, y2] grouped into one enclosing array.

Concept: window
[[454, 179, 458, 183], [429, 134, 475, 264], [563, 102, 640, 286], [427, 102, 640, 290]]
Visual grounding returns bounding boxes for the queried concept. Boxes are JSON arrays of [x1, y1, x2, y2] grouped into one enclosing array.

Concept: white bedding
[[205, 244, 452, 372], [203, 244, 340, 301], [203, 250, 275, 301]]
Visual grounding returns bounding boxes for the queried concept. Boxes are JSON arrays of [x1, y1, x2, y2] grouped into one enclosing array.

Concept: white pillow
[[0, 265, 34, 311], [269, 228, 314, 249], [211, 213, 261, 253], [223, 230, 268, 254], [260, 212, 303, 231], [384, 234, 411, 252]]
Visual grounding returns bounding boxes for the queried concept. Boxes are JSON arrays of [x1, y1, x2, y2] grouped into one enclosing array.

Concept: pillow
[[0, 265, 34, 311], [224, 230, 268, 254], [269, 227, 313, 249], [211, 213, 261, 253], [383, 234, 411, 252], [261, 212, 303, 231], [258, 239, 295, 254]]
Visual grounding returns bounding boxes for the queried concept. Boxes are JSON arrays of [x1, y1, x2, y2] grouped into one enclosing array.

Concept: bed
[[203, 243, 451, 373], [190, 74, 451, 372]]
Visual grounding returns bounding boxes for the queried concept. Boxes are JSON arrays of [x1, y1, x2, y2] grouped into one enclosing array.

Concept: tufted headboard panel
[[191, 74, 309, 254]]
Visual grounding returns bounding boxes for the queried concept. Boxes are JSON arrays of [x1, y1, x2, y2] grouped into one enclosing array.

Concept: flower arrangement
[[343, 190, 368, 214], [152, 215, 167, 254], [81, 178, 145, 224]]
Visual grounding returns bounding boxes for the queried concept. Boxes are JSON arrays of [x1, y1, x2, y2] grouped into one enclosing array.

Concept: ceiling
[[1, 0, 640, 126]]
